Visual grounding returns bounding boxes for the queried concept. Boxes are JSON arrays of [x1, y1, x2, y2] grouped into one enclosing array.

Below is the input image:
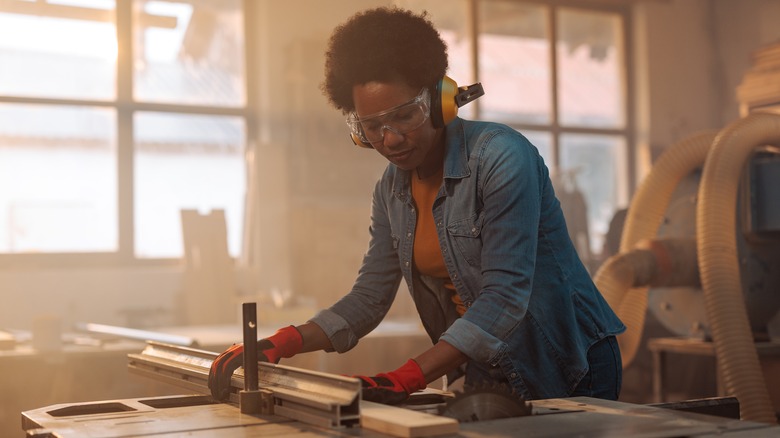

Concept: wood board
[[360, 400, 458, 437]]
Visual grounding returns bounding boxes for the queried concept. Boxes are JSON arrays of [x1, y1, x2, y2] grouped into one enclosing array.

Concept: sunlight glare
[[0, 13, 117, 61]]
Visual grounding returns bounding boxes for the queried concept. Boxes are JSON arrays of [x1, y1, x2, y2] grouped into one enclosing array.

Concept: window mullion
[[241, 0, 259, 266], [547, 4, 561, 171], [116, 0, 134, 262], [466, 0, 481, 118], [622, 7, 637, 199]]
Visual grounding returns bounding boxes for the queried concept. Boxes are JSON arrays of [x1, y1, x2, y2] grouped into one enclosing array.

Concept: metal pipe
[[242, 302, 258, 391]]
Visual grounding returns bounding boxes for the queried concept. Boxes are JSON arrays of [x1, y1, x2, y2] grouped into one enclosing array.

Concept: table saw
[[21, 340, 780, 437]]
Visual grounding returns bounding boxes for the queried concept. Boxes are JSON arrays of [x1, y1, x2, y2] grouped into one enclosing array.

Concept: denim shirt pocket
[[447, 211, 485, 266]]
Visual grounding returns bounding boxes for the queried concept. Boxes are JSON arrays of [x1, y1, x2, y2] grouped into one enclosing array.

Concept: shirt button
[[437, 222, 442, 227], [405, 261, 409, 266], [510, 373, 518, 378], [471, 227, 477, 234], [407, 232, 411, 238]]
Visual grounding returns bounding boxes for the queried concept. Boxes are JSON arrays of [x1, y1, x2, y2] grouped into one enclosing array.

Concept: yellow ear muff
[[437, 75, 459, 128], [432, 75, 484, 128]]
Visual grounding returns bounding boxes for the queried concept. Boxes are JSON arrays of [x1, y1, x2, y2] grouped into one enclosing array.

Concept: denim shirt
[[310, 118, 625, 399]]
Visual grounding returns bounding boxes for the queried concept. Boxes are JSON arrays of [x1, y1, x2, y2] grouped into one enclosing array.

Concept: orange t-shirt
[[411, 168, 467, 316]]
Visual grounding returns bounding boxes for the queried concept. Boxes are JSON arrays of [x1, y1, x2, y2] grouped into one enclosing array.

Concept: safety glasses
[[346, 88, 431, 145]]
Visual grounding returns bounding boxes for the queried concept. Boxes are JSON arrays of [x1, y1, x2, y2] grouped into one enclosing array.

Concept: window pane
[[0, 104, 117, 252], [557, 8, 624, 128], [478, 2, 550, 124], [559, 134, 627, 256], [0, 0, 116, 100], [134, 112, 245, 258], [133, 0, 246, 106]]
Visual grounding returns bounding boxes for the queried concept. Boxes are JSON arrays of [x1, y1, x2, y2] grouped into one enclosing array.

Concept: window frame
[[467, 0, 635, 259], [0, 0, 258, 268], [470, 0, 635, 187]]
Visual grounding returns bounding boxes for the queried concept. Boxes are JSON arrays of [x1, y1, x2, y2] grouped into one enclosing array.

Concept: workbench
[[11, 327, 780, 437]]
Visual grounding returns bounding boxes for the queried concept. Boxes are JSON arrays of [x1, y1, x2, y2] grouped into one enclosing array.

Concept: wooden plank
[[360, 401, 458, 438]]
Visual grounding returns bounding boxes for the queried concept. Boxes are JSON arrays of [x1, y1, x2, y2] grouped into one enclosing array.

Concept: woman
[[209, 6, 625, 405]]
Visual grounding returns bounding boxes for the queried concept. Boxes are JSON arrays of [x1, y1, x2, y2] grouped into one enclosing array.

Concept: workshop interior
[[2, 0, 780, 436]]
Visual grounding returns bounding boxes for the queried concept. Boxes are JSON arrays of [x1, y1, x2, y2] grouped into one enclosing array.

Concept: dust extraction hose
[[594, 132, 716, 366], [696, 112, 779, 423]]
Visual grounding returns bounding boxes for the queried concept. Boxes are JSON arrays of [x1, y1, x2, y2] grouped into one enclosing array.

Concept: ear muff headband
[[350, 76, 484, 148]]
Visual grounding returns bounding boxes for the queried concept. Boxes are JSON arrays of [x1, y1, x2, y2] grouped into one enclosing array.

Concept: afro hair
[[321, 7, 448, 113]]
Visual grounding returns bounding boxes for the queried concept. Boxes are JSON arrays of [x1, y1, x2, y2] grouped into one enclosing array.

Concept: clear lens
[[359, 103, 427, 143], [347, 88, 430, 144]]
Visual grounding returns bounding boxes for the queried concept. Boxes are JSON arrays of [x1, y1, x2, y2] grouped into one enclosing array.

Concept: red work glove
[[208, 325, 303, 401], [354, 359, 427, 405]]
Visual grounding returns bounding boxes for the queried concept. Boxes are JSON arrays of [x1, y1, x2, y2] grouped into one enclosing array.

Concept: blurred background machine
[[594, 46, 780, 424]]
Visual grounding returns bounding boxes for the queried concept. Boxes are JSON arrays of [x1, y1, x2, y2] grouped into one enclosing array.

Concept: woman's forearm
[[295, 322, 334, 353], [413, 340, 469, 383]]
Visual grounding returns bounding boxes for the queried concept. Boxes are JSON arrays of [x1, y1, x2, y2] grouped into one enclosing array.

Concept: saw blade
[[437, 385, 532, 422]]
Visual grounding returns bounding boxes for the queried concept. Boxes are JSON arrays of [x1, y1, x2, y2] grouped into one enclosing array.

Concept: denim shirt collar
[[443, 117, 471, 180], [391, 117, 470, 201]]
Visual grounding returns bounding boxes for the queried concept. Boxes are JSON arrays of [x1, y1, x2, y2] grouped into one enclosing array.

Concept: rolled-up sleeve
[[439, 318, 507, 363], [308, 308, 357, 353]]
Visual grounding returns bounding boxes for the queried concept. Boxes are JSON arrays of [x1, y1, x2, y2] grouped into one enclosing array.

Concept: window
[[398, 0, 633, 269], [0, 104, 117, 253], [0, 0, 252, 262]]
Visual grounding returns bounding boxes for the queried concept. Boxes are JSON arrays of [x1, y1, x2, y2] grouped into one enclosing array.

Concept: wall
[[712, 0, 780, 120], [634, 0, 780, 162], [634, 0, 722, 163]]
